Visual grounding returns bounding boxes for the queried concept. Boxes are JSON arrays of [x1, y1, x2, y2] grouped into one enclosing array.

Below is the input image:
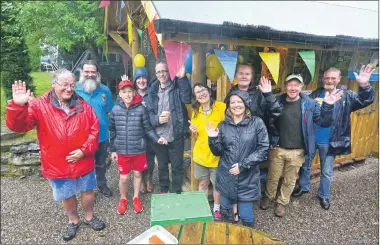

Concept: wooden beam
[[165, 33, 367, 51], [109, 31, 132, 56], [132, 27, 140, 73]]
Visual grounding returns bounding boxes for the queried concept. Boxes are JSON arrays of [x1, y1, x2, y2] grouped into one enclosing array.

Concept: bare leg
[[119, 174, 130, 200], [133, 171, 142, 198], [80, 190, 95, 221], [62, 195, 80, 224], [213, 188, 221, 206], [198, 179, 210, 197]]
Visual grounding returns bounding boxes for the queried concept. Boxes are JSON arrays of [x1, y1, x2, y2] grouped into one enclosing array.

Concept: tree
[[1, 1, 34, 100], [17, 1, 106, 61]]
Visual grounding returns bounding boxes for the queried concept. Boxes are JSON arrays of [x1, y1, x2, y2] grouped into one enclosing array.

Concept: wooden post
[[132, 27, 139, 74], [189, 43, 208, 191], [192, 43, 207, 85]]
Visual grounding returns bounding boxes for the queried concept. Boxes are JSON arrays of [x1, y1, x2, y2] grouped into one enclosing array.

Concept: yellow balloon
[[134, 54, 145, 67], [206, 54, 224, 81]]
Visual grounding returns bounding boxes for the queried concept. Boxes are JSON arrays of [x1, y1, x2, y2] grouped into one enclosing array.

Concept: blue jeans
[[220, 195, 254, 225], [299, 143, 335, 198]]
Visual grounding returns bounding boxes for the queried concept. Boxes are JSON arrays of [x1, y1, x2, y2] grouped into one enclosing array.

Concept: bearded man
[[76, 60, 114, 197], [292, 64, 375, 210]]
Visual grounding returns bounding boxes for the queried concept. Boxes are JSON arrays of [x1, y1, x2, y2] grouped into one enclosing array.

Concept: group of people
[[6, 58, 375, 240]]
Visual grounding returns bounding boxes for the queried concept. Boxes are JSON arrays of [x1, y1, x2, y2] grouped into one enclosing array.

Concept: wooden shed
[[103, 1, 379, 191]]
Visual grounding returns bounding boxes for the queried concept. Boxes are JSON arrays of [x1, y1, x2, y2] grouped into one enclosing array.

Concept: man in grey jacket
[[146, 60, 192, 194]]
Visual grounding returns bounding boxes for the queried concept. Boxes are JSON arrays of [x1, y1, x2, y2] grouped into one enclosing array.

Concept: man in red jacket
[[6, 69, 105, 241]]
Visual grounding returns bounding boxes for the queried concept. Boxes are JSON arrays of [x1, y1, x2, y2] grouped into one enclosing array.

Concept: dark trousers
[[153, 137, 185, 193], [95, 141, 108, 189], [142, 141, 156, 178], [221, 195, 254, 226]]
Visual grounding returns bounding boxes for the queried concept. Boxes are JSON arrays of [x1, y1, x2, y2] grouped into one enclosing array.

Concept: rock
[[28, 143, 40, 152], [10, 152, 41, 166], [12, 141, 35, 147], [10, 144, 29, 154], [1, 165, 10, 175], [20, 166, 33, 176], [1, 152, 10, 165], [1, 144, 11, 153], [0, 126, 25, 140]]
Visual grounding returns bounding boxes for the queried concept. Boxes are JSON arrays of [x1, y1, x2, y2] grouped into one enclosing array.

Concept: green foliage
[[1, 1, 34, 101], [25, 36, 42, 72], [17, 1, 106, 53]]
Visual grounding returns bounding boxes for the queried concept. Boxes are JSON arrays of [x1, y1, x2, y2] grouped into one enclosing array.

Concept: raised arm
[[175, 65, 192, 104], [208, 123, 224, 156], [259, 76, 283, 119], [6, 81, 37, 133]]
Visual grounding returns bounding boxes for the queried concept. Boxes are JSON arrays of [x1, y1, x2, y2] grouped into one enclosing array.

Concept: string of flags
[[99, 1, 318, 83]]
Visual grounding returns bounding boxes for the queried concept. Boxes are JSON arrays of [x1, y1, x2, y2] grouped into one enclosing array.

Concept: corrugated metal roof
[[152, 1, 378, 39]]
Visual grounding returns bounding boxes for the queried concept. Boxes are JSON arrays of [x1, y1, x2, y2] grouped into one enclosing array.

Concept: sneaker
[[133, 197, 143, 213], [99, 186, 113, 197], [213, 210, 222, 221], [83, 217, 105, 231], [62, 222, 80, 241], [117, 198, 128, 215], [274, 203, 286, 217]]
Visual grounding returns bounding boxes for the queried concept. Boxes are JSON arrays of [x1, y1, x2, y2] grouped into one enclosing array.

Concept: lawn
[[1, 72, 53, 142]]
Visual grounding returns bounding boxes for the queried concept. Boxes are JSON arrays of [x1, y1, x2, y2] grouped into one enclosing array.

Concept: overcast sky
[[153, 1, 379, 38]]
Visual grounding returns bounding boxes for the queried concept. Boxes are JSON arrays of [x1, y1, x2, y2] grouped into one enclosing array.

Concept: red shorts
[[117, 153, 148, 175]]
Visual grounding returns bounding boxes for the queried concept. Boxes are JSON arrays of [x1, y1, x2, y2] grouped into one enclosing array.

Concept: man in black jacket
[[225, 63, 282, 121], [292, 64, 376, 210], [146, 60, 192, 193]]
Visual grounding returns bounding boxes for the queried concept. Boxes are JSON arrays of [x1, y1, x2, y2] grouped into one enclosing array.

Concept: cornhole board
[[150, 191, 214, 227]]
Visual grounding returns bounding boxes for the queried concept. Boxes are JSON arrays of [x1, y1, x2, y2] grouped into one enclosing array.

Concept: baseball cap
[[285, 74, 304, 84], [118, 80, 134, 90]]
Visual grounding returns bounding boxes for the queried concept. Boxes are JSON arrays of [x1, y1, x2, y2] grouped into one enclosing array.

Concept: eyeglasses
[[56, 81, 75, 90], [194, 88, 208, 95], [156, 70, 168, 75]]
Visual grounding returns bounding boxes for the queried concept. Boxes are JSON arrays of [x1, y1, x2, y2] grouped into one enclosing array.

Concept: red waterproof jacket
[[6, 91, 99, 179]]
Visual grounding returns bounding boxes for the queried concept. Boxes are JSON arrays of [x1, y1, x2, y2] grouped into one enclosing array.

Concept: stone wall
[[1, 141, 41, 177]]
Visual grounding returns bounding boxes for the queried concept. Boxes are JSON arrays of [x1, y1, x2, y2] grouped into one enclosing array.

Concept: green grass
[[1, 72, 53, 142], [31, 72, 53, 97]]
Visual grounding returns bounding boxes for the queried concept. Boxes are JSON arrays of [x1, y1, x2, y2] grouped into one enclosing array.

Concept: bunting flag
[[137, 29, 142, 39], [164, 40, 192, 80], [148, 15, 159, 59], [259, 52, 280, 84], [141, 1, 163, 47], [298, 50, 316, 80], [213, 49, 238, 82], [121, 0, 125, 9], [98, 0, 110, 8], [128, 16, 132, 46]]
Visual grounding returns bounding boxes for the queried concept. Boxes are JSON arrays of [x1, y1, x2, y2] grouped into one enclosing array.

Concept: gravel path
[[1, 157, 378, 244]]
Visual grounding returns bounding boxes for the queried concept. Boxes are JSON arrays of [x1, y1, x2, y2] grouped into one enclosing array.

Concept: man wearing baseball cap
[[260, 73, 343, 217]]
